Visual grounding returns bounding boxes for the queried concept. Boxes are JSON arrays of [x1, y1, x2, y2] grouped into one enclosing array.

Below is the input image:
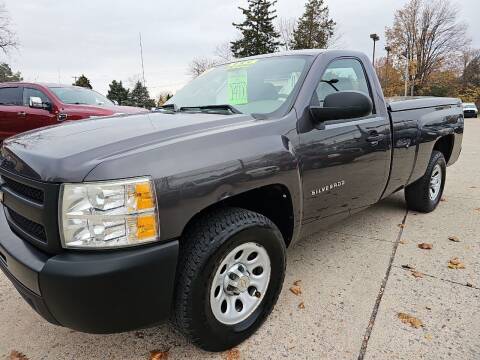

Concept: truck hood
[[62, 104, 147, 116], [1, 112, 255, 182]]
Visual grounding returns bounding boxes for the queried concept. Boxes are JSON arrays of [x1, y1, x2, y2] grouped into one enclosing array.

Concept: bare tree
[[277, 17, 296, 51], [188, 57, 218, 78], [0, 3, 17, 53], [386, 0, 470, 94], [214, 42, 233, 63]]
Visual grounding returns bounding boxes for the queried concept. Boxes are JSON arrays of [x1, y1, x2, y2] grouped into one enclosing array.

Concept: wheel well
[[182, 184, 295, 247], [433, 135, 454, 163]]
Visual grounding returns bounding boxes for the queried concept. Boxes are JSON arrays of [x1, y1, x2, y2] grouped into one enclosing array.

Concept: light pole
[[384, 46, 391, 93], [370, 33, 380, 66]]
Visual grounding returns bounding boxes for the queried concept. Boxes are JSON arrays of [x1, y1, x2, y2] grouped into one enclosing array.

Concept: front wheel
[[405, 150, 446, 212], [173, 207, 286, 351]]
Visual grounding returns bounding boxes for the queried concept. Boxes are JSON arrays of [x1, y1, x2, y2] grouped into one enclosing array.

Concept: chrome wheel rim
[[429, 164, 442, 200], [210, 242, 271, 325]]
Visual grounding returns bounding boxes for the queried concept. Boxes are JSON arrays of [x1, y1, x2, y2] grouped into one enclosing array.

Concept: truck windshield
[[49, 86, 114, 106], [166, 56, 310, 116]]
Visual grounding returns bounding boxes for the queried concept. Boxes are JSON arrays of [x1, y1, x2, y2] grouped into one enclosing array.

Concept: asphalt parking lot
[[0, 119, 479, 360]]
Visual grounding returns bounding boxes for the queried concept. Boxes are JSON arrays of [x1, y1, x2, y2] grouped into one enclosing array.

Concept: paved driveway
[[1, 120, 479, 360]]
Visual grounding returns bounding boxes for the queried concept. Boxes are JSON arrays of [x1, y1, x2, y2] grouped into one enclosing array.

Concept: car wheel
[[405, 150, 446, 212], [173, 207, 286, 351]]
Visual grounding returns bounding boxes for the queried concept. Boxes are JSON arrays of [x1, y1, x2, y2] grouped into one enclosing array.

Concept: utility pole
[[402, 50, 409, 97], [384, 46, 391, 93], [370, 33, 380, 66], [139, 32, 146, 86]]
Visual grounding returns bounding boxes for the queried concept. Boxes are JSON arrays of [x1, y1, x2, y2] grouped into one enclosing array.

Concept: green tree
[[127, 81, 156, 108], [73, 74, 92, 89], [231, 0, 281, 58], [106, 80, 129, 105], [0, 63, 22, 82], [291, 0, 335, 50]]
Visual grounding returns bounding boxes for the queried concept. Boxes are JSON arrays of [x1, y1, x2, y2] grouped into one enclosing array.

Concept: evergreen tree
[[231, 0, 281, 58], [0, 63, 22, 82], [291, 0, 335, 50], [106, 80, 130, 105], [73, 74, 93, 89], [127, 81, 156, 108]]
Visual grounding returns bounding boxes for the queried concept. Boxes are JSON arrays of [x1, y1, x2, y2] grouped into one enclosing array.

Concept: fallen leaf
[[398, 312, 423, 329], [418, 243, 433, 250], [399, 239, 407, 244], [225, 348, 240, 360], [150, 350, 169, 360], [448, 235, 460, 242], [466, 282, 473, 287], [425, 306, 432, 310], [475, 208, 480, 212], [411, 271, 424, 278], [290, 285, 302, 296], [448, 257, 465, 269], [402, 264, 415, 270], [135, 331, 145, 339], [397, 223, 405, 228], [470, 186, 477, 189], [298, 302, 305, 309], [293, 280, 302, 286], [424, 334, 433, 340], [9, 351, 29, 360], [440, 197, 447, 202]]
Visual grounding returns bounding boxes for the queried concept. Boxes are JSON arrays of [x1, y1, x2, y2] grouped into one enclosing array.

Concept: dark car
[[0, 50, 463, 351], [0, 82, 147, 140]]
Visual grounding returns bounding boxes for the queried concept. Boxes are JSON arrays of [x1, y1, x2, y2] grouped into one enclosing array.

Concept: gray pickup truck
[[0, 50, 463, 351]]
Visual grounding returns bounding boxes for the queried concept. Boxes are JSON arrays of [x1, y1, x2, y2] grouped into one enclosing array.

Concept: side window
[[313, 58, 372, 112], [23, 88, 50, 106], [0, 87, 22, 106]]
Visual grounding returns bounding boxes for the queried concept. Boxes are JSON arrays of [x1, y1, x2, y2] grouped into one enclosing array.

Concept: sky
[[3, 0, 480, 99]]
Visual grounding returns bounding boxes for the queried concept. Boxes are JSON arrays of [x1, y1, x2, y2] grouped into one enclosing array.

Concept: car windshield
[[49, 86, 114, 106], [166, 56, 310, 116]]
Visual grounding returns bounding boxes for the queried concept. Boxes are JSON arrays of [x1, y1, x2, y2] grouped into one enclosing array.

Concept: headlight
[[59, 177, 159, 249]]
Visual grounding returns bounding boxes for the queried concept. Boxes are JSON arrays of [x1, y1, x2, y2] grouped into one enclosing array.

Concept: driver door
[[21, 87, 57, 132], [296, 57, 391, 224]]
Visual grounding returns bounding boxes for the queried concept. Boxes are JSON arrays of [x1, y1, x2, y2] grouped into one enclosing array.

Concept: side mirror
[[29, 96, 52, 111], [29, 96, 44, 109], [310, 91, 373, 126]]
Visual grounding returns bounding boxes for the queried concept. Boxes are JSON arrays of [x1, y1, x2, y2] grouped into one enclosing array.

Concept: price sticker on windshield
[[228, 70, 248, 105]]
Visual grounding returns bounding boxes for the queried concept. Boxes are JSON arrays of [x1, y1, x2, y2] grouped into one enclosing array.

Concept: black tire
[[173, 207, 286, 352], [405, 150, 446, 213]]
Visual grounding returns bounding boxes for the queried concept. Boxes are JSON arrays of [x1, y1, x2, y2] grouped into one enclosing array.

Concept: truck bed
[[386, 96, 460, 112]]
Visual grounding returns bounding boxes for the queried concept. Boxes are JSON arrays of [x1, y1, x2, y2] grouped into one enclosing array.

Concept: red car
[[0, 82, 146, 140]]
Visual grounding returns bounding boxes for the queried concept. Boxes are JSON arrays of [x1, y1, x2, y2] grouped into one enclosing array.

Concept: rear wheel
[[173, 207, 286, 351], [405, 150, 446, 212]]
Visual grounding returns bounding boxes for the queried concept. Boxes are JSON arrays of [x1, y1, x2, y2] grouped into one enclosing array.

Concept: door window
[[313, 58, 373, 113], [23, 88, 50, 106], [0, 87, 22, 106]]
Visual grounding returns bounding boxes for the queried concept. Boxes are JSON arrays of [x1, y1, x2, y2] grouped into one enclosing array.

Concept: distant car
[[462, 102, 478, 118], [0, 82, 147, 140]]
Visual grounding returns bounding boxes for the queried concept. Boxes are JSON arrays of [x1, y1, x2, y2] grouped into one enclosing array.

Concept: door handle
[[17, 111, 26, 117], [366, 131, 385, 144]]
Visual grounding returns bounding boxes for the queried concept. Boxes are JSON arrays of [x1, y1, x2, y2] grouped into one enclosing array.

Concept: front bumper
[[0, 211, 179, 333]]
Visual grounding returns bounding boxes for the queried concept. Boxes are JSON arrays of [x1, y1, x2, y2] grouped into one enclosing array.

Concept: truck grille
[[0, 169, 61, 254], [2, 176, 44, 204], [8, 208, 47, 243]]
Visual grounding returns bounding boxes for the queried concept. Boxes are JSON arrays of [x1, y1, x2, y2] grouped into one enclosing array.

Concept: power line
[[139, 32, 146, 86]]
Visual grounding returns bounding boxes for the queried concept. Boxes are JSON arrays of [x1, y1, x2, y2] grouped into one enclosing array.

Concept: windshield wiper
[[179, 104, 242, 115]]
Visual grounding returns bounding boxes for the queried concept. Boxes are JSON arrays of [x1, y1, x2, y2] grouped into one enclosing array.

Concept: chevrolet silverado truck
[[0, 82, 146, 140], [0, 50, 463, 351]]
